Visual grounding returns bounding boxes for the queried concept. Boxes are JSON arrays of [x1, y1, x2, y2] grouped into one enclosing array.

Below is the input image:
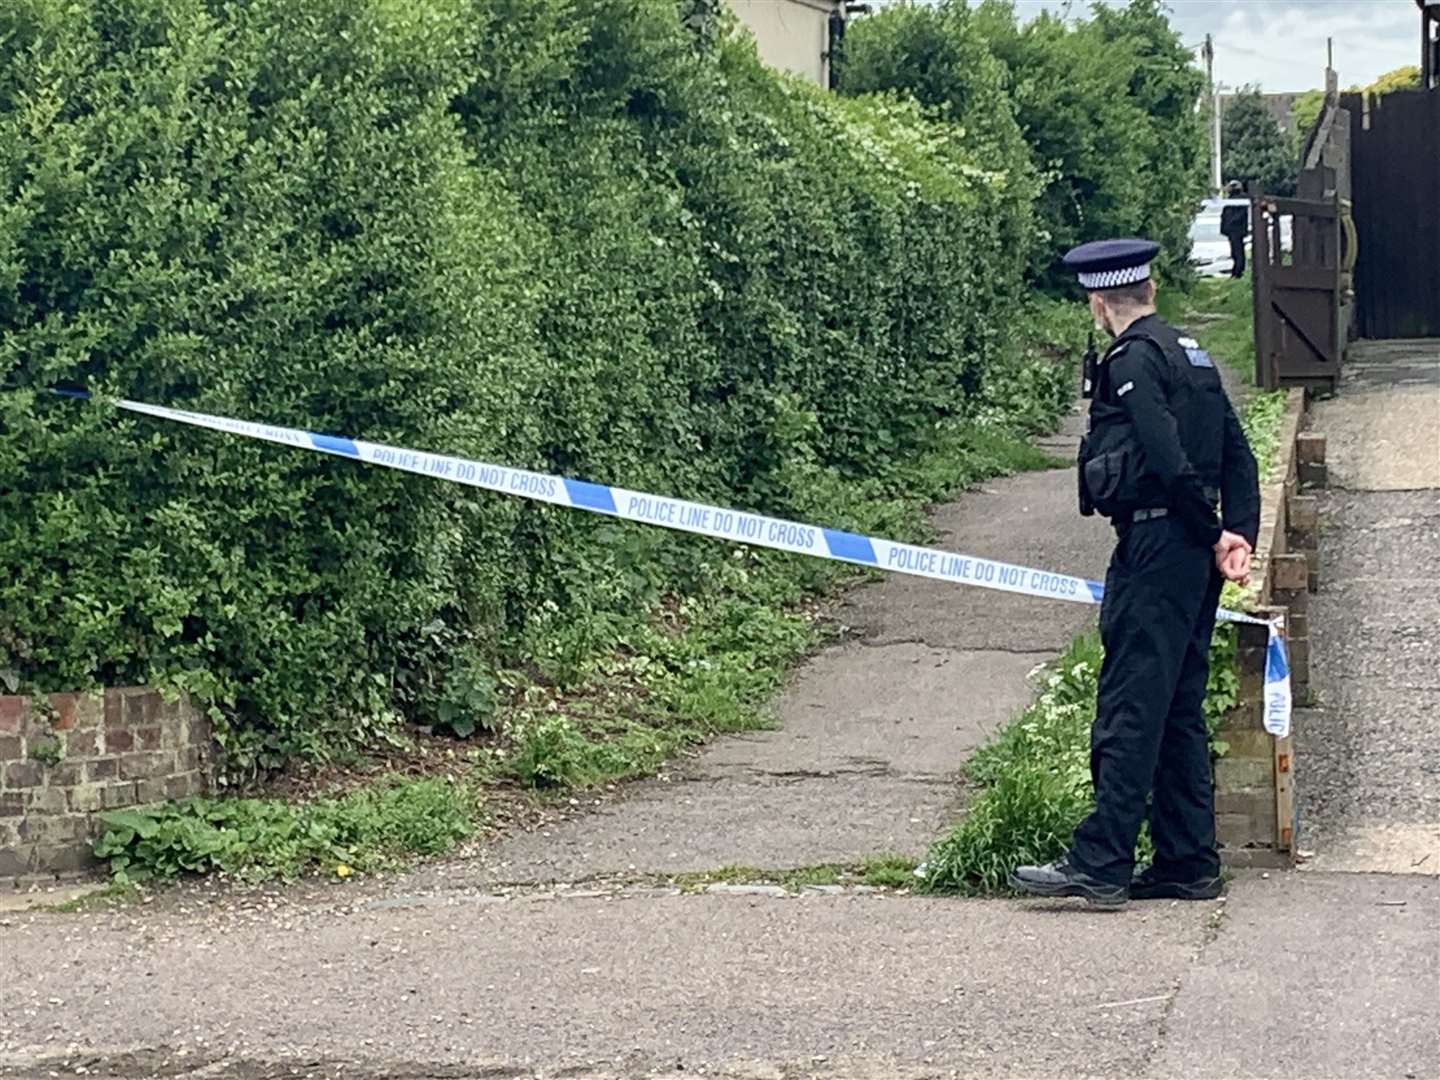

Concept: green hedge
[[1, 0, 1046, 772], [843, 0, 1208, 287]]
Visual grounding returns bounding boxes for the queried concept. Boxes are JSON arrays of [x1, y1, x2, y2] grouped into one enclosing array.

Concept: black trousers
[[1068, 517, 1224, 885], [1228, 232, 1246, 278]]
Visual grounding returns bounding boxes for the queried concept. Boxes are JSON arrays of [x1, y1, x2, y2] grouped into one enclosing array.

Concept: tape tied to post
[[48, 390, 1293, 738]]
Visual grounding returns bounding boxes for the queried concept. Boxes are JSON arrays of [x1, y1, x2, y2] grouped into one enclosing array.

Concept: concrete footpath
[[1299, 340, 1440, 875], [2, 350, 1439, 1079]]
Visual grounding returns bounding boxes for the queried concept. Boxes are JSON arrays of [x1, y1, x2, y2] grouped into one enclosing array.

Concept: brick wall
[[0, 688, 212, 887], [1215, 389, 1320, 869]]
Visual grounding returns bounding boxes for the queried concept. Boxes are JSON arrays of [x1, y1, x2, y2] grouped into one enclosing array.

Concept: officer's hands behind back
[[1213, 530, 1252, 584]]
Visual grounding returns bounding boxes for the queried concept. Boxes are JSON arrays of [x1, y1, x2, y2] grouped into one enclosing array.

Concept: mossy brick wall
[[1215, 389, 1315, 869], [0, 688, 211, 886], [1215, 623, 1286, 864]]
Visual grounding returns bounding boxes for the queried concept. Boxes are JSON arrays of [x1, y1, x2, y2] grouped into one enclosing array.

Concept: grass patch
[[670, 864, 844, 892], [1159, 275, 1257, 383], [35, 880, 141, 914], [668, 853, 920, 893], [918, 625, 1244, 895], [93, 774, 477, 884], [861, 852, 924, 887], [1239, 388, 1288, 481]]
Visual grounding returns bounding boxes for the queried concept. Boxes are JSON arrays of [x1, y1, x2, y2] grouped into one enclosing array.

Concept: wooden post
[[1296, 432, 1328, 488], [1270, 554, 1311, 699], [1288, 492, 1321, 592], [1275, 729, 1297, 856], [1329, 192, 1343, 390]]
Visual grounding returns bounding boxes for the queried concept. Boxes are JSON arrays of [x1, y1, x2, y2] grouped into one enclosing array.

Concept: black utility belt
[[1079, 442, 1221, 521], [1120, 489, 1221, 525], [1127, 507, 1171, 523]]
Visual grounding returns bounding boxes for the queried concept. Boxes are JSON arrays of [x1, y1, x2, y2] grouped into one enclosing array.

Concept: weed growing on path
[[31, 880, 139, 914], [861, 853, 924, 887], [666, 853, 920, 893]]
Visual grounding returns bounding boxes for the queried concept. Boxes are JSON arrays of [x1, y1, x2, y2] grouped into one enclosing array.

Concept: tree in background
[[836, 1, 1037, 232], [1360, 65, 1422, 95], [969, 4, 1152, 268], [843, 0, 1206, 288], [1086, 0, 1209, 281], [1222, 88, 1296, 197], [1287, 66, 1420, 151], [1292, 89, 1325, 144]]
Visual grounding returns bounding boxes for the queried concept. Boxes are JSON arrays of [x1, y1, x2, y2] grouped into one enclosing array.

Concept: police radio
[[1082, 331, 1097, 399], [1077, 331, 1098, 517]]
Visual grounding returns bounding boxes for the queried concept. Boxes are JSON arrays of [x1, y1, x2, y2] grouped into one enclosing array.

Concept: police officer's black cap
[[1062, 238, 1161, 291]]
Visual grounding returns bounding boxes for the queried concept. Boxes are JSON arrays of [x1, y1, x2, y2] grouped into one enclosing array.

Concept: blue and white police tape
[[59, 391, 1292, 737]]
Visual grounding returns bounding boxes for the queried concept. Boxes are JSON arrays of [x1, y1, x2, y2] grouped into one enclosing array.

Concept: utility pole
[[1205, 34, 1222, 193], [1423, 2, 1438, 91]]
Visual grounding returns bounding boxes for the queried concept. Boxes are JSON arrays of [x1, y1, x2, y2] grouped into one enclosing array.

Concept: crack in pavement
[[851, 635, 1065, 657], [0, 1050, 532, 1079], [649, 766, 958, 785], [356, 878, 902, 907], [720, 765, 954, 782], [0, 1049, 966, 1080], [1326, 482, 1440, 495], [1140, 894, 1233, 1074]]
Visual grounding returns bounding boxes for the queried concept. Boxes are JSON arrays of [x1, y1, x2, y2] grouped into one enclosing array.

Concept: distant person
[[1220, 182, 1249, 279]]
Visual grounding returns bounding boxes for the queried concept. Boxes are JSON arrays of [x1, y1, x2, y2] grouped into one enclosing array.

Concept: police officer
[[1220, 182, 1250, 279], [1010, 239, 1260, 909]]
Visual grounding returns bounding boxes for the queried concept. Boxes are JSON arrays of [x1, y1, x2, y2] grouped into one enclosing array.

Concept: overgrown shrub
[[844, 0, 1208, 286], [93, 775, 475, 882], [1, 0, 1053, 774]]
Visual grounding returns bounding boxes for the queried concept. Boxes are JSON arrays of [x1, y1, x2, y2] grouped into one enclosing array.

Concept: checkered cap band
[[1078, 263, 1151, 290]]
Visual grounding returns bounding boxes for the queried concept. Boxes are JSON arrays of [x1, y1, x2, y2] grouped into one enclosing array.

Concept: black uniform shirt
[[1220, 203, 1249, 239], [1093, 314, 1260, 548]]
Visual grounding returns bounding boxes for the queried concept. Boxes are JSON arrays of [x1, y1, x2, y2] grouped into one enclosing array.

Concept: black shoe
[[1130, 866, 1225, 901], [1009, 858, 1128, 909]]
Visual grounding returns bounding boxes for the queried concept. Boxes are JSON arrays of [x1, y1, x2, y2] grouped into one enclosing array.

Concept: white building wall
[[725, 0, 836, 87]]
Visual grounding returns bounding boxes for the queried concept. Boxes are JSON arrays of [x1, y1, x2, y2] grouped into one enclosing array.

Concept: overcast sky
[[876, 1, 1425, 93]]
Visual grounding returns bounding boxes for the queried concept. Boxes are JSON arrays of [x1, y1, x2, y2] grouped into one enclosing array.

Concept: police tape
[[56, 391, 1292, 738]]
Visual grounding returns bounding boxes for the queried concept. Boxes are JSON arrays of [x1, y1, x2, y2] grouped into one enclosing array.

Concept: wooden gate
[[1342, 89, 1440, 339], [1251, 193, 1345, 391]]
